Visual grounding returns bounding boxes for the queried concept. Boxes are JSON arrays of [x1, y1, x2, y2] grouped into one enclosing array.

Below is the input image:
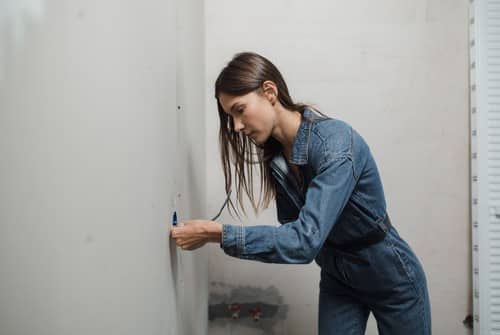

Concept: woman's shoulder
[[312, 116, 352, 137], [302, 108, 353, 139], [304, 117, 353, 171]]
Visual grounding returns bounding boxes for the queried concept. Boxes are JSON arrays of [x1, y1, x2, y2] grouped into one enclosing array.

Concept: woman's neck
[[271, 105, 302, 162]]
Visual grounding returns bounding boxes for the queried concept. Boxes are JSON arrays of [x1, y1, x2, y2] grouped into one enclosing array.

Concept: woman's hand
[[170, 220, 222, 251]]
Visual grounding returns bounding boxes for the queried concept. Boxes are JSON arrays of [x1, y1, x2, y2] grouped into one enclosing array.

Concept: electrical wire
[[211, 190, 232, 221]]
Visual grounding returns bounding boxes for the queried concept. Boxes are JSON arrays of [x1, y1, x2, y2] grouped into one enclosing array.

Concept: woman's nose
[[233, 118, 244, 133]]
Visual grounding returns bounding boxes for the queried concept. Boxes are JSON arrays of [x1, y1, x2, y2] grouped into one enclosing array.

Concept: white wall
[[205, 1, 471, 334], [176, 0, 208, 333], [0, 1, 207, 334]]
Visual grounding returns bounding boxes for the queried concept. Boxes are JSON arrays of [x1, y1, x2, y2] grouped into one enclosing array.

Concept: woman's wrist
[[206, 221, 223, 243]]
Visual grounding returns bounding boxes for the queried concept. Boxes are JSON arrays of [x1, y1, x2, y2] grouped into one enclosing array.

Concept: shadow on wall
[[169, 236, 180, 296]]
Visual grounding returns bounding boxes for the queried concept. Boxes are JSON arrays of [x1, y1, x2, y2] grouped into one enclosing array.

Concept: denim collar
[[289, 108, 321, 165]]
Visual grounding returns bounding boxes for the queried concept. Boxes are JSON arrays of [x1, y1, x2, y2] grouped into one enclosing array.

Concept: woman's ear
[[262, 80, 278, 105]]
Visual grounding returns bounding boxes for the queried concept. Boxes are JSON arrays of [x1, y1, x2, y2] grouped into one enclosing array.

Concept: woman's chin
[[251, 136, 269, 148], [249, 135, 261, 146]]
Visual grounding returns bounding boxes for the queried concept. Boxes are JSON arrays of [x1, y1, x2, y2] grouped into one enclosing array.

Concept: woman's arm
[[170, 220, 222, 250], [220, 153, 357, 264], [170, 154, 356, 260]]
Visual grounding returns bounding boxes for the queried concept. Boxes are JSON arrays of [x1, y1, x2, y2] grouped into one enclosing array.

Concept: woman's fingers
[[170, 225, 191, 238], [170, 223, 208, 250], [170, 220, 214, 250], [177, 240, 206, 250]]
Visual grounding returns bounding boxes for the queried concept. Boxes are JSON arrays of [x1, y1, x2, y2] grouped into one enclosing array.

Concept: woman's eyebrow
[[230, 102, 241, 113]]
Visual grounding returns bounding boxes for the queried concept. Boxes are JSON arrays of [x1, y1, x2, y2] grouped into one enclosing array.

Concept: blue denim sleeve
[[219, 153, 357, 264]]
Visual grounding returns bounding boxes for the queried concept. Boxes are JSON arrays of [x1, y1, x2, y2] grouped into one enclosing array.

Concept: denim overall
[[220, 108, 431, 334]]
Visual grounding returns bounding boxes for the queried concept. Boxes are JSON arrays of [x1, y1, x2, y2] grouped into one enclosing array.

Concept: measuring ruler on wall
[[469, 1, 480, 328], [470, 1, 479, 332], [470, 0, 500, 333]]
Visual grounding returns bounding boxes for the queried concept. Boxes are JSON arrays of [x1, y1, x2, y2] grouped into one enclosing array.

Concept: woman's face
[[218, 90, 276, 146]]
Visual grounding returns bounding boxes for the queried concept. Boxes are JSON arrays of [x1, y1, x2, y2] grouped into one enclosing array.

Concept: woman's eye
[[237, 108, 244, 114]]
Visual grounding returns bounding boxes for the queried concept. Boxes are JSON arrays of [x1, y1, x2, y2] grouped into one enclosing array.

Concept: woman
[[170, 51, 432, 335]]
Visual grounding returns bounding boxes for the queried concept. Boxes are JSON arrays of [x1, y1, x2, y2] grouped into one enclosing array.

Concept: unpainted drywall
[[0, 1, 207, 334]]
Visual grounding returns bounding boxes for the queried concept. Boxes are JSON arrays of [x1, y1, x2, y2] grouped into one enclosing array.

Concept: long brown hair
[[215, 51, 321, 217]]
